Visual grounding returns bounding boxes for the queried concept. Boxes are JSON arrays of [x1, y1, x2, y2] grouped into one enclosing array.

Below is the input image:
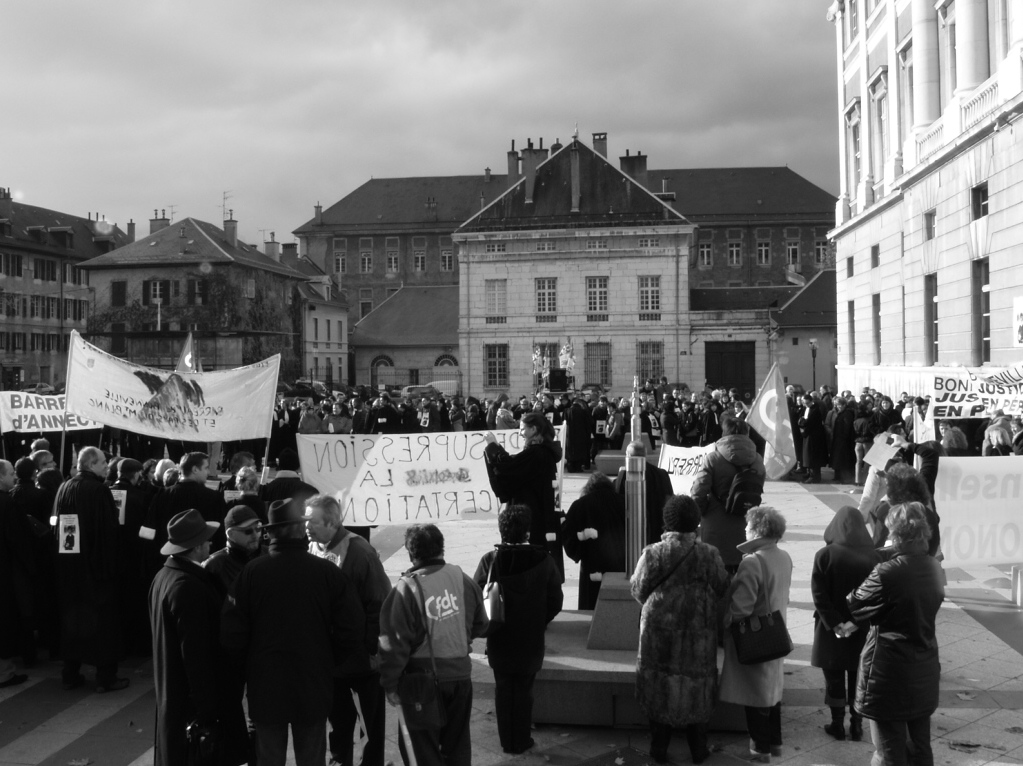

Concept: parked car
[[401, 384, 441, 400], [21, 383, 55, 395], [425, 380, 461, 397]]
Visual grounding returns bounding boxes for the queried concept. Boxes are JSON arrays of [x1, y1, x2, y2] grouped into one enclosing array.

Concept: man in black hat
[[204, 505, 262, 591], [223, 498, 366, 766], [149, 510, 248, 766]]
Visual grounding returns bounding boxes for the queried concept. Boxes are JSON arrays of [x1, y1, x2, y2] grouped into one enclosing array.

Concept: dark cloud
[[2, 0, 839, 243]]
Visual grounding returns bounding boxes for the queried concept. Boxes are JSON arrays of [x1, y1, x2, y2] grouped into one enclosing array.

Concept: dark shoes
[[824, 721, 846, 740], [503, 738, 535, 755], [0, 673, 28, 689], [849, 716, 864, 741], [62, 673, 86, 691], [96, 677, 129, 693]]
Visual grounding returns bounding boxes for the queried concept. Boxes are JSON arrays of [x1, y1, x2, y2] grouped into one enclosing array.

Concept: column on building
[[856, 2, 874, 210], [911, 0, 940, 130], [830, 1, 852, 224], [884, 0, 903, 180], [955, 0, 990, 94]]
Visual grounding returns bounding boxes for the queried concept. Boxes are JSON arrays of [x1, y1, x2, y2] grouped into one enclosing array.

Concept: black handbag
[[483, 552, 504, 624], [729, 553, 792, 664], [396, 574, 448, 731]]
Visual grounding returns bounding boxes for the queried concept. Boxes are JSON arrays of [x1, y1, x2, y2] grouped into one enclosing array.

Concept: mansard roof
[[350, 285, 457, 347]]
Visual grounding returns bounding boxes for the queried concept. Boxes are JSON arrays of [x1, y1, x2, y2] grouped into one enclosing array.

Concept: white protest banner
[[929, 369, 1023, 418], [65, 331, 279, 441], [0, 391, 100, 433], [658, 443, 715, 497], [935, 456, 1023, 566], [296, 427, 565, 526]]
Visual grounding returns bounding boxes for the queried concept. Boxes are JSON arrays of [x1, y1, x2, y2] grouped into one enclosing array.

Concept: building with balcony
[[828, 0, 1023, 393], [80, 211, 306, 376], [0, 187, 133, 389]]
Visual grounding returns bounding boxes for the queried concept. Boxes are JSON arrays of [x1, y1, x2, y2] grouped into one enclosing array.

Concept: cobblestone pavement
[[2, 470, 1022, 765]]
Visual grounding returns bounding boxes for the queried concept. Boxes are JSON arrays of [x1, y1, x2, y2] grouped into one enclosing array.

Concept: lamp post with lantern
[[809, 338, 818, 391]]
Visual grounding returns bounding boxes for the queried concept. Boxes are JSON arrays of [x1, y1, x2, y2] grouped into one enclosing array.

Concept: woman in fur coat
[[631, 495, 730, 764]]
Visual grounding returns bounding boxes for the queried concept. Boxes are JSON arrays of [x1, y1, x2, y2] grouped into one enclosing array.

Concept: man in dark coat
[[112, 458, 154, 656], [473, 505, 563, 755], [142, 452, 228, 577], [798, 394, 829, 484], [203, 505, 262, 591], [222, 498, 366, 766], [369, 394, 403, 435], [53, 447, 128, 692], [564, 399, 593, 472], [690, 418, 766, 572], [0, 459, 38, 666], [149, 510, 248, 766], [305, 494, 391, 766]]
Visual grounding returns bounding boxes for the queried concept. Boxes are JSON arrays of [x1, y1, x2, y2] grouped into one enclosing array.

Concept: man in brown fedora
[[149, 509, 248, 766], [223, 498, 366, 766]]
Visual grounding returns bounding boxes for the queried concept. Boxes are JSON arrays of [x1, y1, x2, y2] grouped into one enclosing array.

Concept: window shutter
[[187, 280, 196, 305], [199, 279, 208, 305], [142, 281, 150, 305], [161, 281, 171, 302]]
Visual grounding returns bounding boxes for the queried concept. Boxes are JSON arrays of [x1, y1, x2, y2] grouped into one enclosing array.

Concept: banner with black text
[[296, 427, 565, 526], [657, 443, 715, 497], [0, 392, 100, 433]]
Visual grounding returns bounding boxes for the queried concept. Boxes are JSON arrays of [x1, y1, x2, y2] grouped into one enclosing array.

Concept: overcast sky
[[3, 1, 839, 246]]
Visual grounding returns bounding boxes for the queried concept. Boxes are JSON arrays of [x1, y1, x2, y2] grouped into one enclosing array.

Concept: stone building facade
[[828, 0, 1023, 394]]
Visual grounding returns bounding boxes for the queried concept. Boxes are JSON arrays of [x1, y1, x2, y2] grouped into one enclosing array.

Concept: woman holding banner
[[483, 413, 564, 579]]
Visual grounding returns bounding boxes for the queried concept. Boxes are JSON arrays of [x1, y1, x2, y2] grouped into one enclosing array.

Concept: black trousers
[[745, 703, 782, 754], [493, 670, 537, 753], [823, 667, 857, 709], [650, 721, 708, 761], [328, 672, 385, 766]]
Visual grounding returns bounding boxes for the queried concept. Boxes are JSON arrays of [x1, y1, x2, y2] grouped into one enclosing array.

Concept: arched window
[[434, 354, 458, 367], [370, 355, 394, 388]]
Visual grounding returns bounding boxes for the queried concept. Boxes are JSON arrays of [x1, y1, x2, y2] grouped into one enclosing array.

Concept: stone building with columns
[[828, 0, 1023, 394]]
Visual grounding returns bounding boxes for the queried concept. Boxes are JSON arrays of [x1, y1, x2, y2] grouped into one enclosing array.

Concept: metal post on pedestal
[[625, 376, 647, 573]]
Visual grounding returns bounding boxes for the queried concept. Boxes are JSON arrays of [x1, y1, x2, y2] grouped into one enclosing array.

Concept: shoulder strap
[[487, 549, 500, 585], [407, 573, 439, 676], [648, 542, 696, 593]]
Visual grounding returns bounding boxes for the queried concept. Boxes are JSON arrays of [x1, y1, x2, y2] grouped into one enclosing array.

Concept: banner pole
[[60, 331, 77, 476]]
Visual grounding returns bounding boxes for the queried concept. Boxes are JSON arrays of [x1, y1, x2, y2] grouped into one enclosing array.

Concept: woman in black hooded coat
[[810, 506, 880, 742]]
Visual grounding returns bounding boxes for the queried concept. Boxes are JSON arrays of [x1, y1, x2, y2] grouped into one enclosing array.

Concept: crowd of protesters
[[0, 372, 983, 766]]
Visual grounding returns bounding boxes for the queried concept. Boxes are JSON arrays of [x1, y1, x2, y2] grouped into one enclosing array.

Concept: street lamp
[[808, 338, 818, 391]]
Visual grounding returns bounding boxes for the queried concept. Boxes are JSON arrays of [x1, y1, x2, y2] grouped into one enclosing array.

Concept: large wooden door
[[704, 342, 756, 402]]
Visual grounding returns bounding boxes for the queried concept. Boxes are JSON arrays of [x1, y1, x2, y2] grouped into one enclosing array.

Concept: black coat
[[149, 557, 247, 766], [799, 402, 829, 469], [810, 507, 880, 670], [473, 544, 563, 674], [260, 475, 320, 506], [828, 408, 857, 482], [848, 542, 944, 721], [562, 490, 626, 610], [145, 481, 228, 577], [564, 403, 593, 467], [0, 491, 37, 658], [221, 537, 366, 724], [484, 440, 564, 578], [53, 471, 122, 665]]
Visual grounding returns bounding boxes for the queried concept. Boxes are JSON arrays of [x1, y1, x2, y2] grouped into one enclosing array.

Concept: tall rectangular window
[[847, 300, 856, 365], [111, 281, 127, 307], [923, 210, 936, 240], [727, 242, 742, 267], [637, 341, 664, 381], [535, 277, 557, 315], [756, 242, 770, 266], [847, 257, 854, 277], [924, 273, 938, 365], [786, 243, 800, 268], [313, 317, 319, 341], [485, 279, 507, 317], [815, 240, 828, 265], [584, 342, 612, 387], [872, 293, 881, 364], [698, 243, 712, 267], [638, 276, 660, 313], [360, 252, 372, 273], [870, 74, 889, 176], [586, 276, 609, 312], [413, 251, 426, 272], [484, 344, 509, 388], [386, 252, 399, 272], [870, 244, 880, 268], [440, 250, 453, 271], [846, 102, 862, 190], [332, 239, 346, 275], [898, 44, 913, 149], [973, 258, 990, 365], [972, 182, 989, 220]]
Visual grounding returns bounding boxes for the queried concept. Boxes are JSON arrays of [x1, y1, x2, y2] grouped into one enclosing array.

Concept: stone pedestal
[[586, 572, 640, 650]]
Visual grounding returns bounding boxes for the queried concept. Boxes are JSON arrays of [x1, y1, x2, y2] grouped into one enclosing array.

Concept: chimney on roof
[[264, 231, 280, 262], [314, 202, 322, 225], [570, 142, 581, 213], [551, 137, 563, 153], [281, 242, 298, 266], [484, 167, 491, 182], [150, 208, 170, 234], [224, 210, 237, 247], [0, 187, 12, 220], [592, 132, 608, 157], [127, 219, 135, 243], [619, 150, 648, 188], [507, 140, 520, 191], [521, 138, 550, 205]]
